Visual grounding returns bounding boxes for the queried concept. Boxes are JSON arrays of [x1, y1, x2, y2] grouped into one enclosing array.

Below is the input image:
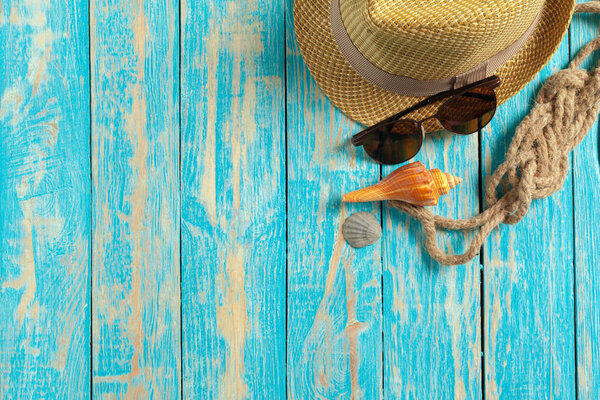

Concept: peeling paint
[[0, 0, 91, 396], [2, 201, 37, 326], [90, 1, 180, 397], [343, 257, 366, 400], [216, 248, 249, 400]]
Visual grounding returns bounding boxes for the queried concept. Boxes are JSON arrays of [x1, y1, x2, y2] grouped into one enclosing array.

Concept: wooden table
[[1, 1, 599, 399]]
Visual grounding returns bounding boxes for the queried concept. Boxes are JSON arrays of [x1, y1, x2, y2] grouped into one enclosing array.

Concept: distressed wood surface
[[180, 0, 286, 398], [382, 118, 481, 396], [285, 2, 382, 399], [0, 1, 91, 398], [571, 3, 600, 398], [482, 35, 576, 399], [4, 1, 600, 399], [90, 1, 181, 397]]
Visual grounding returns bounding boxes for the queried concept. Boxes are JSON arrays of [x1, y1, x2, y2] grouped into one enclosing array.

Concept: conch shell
[[342, 161, 462, 206]]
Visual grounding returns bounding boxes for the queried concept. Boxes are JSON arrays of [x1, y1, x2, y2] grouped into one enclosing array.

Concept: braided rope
[[390, 2, 600, 265]]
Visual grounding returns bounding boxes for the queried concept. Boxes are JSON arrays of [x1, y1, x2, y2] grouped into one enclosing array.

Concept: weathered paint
[[180, 0, 286, 398], [90, 1, 181, 397], [3, 1, 600, 399], [0, 0, 91, 398], [381, 109, 481, 397], [286, 2, 383, 398], [482, 31, 576, 400], [571, 3, 600, 398]]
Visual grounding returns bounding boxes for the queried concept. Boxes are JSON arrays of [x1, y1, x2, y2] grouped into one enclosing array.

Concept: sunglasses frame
[[352, 75, 501, 147]]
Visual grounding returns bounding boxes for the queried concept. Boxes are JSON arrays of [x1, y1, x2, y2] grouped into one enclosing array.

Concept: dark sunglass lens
[[362, 120, 423, 165], [438, 85, 497, 135]]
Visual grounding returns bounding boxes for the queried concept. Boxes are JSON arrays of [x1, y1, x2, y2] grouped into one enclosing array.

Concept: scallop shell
[[342, 212, 382, 249], [342, 161, 462, 206]]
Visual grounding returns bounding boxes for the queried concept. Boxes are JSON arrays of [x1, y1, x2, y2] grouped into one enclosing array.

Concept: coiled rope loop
[[391, 2, 600, 265]]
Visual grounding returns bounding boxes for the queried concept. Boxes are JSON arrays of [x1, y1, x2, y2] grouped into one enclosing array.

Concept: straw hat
[[294, 0, 575, 128]]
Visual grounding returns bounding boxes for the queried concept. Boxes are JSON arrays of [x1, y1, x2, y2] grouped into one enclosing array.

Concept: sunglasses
[[352, 75, 501, 165]]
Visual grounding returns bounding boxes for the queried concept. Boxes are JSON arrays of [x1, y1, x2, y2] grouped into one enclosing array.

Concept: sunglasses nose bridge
[[419, 115, 436, 125], [418, 116, 439, 132]]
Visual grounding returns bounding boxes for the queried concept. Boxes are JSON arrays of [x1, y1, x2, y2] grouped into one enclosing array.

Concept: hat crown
[[340, 0, 545, 80]]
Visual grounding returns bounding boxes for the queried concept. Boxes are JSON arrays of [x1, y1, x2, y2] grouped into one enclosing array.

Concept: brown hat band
[[330, 0, 543, 96]]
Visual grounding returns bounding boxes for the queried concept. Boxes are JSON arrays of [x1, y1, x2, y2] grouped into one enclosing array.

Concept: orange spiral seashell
[[342, 161, 462, 206]]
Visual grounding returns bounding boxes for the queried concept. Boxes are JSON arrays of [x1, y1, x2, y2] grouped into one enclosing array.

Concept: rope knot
[[543, 68, 588, 94], [488, 65, 600, 208]]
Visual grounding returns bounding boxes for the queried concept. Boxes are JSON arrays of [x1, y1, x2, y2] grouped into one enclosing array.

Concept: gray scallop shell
[[342, 212, 382, 249]]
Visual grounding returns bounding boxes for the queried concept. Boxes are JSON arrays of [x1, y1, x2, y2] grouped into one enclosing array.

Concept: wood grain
[[4, 2, 600, 398], [90, 1, 181, 397], [0, 1, 91, 398], [286, 3, 383, 399], [571, 4, 600, 398], [482, 35, 576, 400], [381, 103, 481, 398], [180, 0, 286, 398]]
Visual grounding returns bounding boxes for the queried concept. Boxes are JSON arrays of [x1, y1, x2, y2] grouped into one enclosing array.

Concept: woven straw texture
[[294, 0, 575, 128], [343, 0, 544, 78]]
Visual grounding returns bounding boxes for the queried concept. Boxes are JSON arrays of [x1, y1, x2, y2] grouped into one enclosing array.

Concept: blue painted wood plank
[[381, 111, 481, 397], [570, 3, 600, 397], [482, 34, 576, 399], [0, 1, 91, 398], [286, 3, 383, 399], [180, 0, 286, 398], [90, 1, 181, 397]]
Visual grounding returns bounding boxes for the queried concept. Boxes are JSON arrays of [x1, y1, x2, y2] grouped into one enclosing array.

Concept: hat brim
[[293, 0, 575, 129]]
